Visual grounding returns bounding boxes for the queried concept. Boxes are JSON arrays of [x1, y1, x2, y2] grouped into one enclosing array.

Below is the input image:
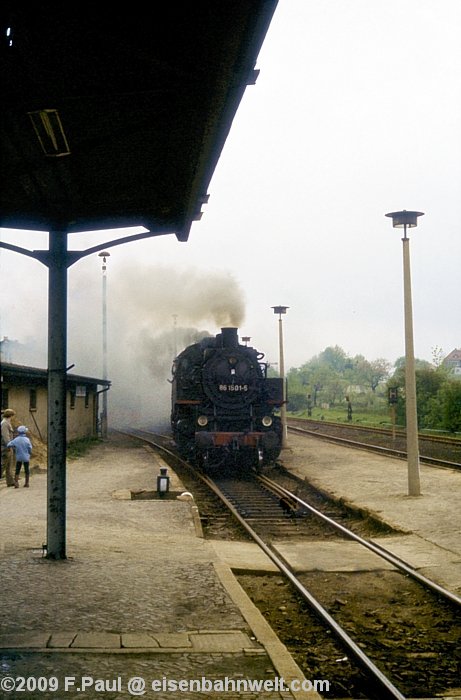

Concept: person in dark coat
[[1, 408, 16, 486]]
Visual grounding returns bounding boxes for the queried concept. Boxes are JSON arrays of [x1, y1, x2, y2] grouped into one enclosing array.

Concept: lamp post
[[385, 210, 424, 496], [242, 336, 251, 346], [271, 306, 289, 448], [172, 314, 178, 357], [98, 251, 110, 438]]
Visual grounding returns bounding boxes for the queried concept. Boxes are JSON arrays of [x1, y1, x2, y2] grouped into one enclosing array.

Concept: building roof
[[444, 349, 461, 364], [1, 362, 110, 388], [0, 1, 278, 241]]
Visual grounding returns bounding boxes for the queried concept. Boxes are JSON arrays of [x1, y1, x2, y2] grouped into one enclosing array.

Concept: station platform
[[1, 430, 460, 700], [0, 433, 315, 700]]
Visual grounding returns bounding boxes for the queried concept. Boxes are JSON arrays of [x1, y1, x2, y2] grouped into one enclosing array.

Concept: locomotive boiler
[[170, 327, 285, 471]]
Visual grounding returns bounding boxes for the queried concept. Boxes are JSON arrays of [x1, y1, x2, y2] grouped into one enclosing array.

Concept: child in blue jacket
[[8, 426, 33, 488]]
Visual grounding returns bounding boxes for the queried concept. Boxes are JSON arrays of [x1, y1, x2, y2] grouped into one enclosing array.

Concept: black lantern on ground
[[157, 467, 170, 497]]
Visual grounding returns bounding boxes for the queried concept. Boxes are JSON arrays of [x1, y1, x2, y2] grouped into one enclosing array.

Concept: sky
[[1, 0, 461, 426]]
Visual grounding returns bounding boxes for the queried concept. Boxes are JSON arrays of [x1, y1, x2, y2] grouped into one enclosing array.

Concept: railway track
[[124, 429, 461, 698], [206, 472, 461, 699], [288, 418, 461, 469]]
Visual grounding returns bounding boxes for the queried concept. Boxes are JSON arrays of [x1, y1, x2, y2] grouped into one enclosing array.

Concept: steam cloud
[[68, 263, 246, 428], [5, 261, 246, 429]]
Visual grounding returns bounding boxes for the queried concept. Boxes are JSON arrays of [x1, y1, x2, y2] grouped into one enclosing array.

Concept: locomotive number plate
[[218, 384, 249, 392]]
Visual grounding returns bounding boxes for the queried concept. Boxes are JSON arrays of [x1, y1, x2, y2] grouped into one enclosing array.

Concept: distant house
[[443, 349, 461, 376], [1, 362, 110, 442]]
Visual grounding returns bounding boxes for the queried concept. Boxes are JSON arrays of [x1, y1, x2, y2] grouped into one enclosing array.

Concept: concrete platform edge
[[213, 561, 323, 700]]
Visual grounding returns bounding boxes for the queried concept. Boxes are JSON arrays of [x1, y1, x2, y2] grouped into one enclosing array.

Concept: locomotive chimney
[[221, 327, 239, 348]]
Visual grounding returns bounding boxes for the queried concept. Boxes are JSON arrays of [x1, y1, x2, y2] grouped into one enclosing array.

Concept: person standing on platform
[[1, 408, 16, 486], [8, 425, 33, 488]]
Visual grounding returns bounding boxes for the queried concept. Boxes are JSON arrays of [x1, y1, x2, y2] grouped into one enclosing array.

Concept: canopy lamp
[[28, 109, 71, 157]]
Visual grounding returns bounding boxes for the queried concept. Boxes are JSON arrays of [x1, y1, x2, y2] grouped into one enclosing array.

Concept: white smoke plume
[[5, 261, 246, 430], [68, 262, 246, 429]]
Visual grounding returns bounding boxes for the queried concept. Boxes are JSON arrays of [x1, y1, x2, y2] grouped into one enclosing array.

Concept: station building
[[1, 362, 110, 442]]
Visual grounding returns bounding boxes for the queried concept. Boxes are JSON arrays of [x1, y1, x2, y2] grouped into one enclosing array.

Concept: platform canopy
[[0, 1, 278, 241]]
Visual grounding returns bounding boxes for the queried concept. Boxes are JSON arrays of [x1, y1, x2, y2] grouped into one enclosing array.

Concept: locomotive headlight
[[197, 415, 208, 427], [261, 415, 273, 427]]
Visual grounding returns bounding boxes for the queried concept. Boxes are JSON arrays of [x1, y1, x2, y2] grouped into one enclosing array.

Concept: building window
[[29, 388, 37, 411], [70, 389, 76, 409]]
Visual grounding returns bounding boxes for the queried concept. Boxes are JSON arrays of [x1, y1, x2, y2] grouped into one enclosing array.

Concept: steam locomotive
[[170, 327, 285, 471]]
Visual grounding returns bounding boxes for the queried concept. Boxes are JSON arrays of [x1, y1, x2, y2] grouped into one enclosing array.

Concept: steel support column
[[101, 263, 108, 438], [46, 229, 68, 559]]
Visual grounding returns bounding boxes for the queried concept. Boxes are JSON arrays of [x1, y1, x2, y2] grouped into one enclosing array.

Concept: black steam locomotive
[[170, 327, 285, 471]]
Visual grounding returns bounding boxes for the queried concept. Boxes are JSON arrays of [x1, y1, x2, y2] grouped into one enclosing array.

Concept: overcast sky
[[1, 0, 461, 422]]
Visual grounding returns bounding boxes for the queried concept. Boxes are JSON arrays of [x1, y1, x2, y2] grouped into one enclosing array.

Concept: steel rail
[[200, 473, 407, 700], [288, 425, 461, 470], [257, 474, 461, 609], [288, 418, 461, 446]]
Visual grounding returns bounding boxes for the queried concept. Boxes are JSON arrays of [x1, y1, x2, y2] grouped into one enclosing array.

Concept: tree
[[393, 356, 433, 372], [318, 346, 348, 372], [414, 369, 446, 429], [431, 345, 445, 368], [287, 344, 459, 431], [289, 346, 393, 410], [388, 362, 460, 432], [350, 356, 392, 393], [440, 381, 461, 433]]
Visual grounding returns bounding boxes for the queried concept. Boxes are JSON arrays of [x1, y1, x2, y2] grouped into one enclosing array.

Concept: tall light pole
[[172, 314, 178, 357], [98, 251, 110, 438], [385, 210, 424, 496], [272, 306, 289, 448]]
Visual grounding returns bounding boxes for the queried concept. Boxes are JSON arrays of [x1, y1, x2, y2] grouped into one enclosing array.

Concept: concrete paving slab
[[153, 632, 192, 648], [371, 534, 461, 569], [189, 630, 255, 652], [0, 633, 50, 648], [272, 540, 395, 572], [71, 632, 121, 648], [48, 632, 77, 647], [121, 632, 159, 648], [209, 539, 279, 571], [418, 565, 461, 595], [369, 534, 461, 594]]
